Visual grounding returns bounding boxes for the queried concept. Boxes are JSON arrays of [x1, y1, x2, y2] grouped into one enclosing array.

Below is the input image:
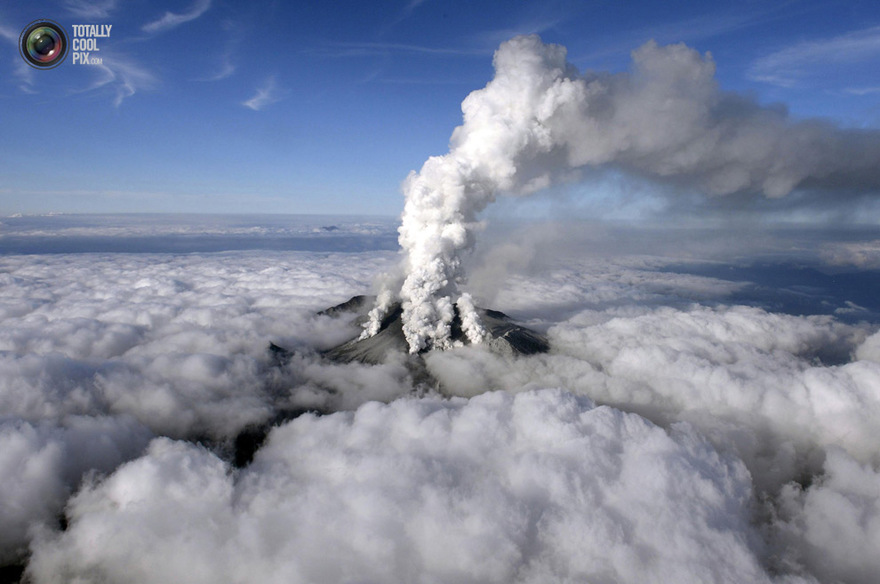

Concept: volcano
[[319, 295, 549, 364]]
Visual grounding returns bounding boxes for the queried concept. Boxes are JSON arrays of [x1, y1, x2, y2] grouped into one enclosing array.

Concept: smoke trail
[[369, 34, 880, 353]]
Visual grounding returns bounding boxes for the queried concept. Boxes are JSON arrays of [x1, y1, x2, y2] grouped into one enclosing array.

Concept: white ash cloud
[[373, 34, 880, 354]]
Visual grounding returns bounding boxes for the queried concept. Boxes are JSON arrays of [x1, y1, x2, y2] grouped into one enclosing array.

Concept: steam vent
[[320, 295, 549, 365]]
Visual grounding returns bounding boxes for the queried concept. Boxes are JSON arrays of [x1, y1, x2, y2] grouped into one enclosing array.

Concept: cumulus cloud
[[773, 448, 880, 584], [0, 416, 151, 564], [0, 245, 413, 566], [142, 0, 212, 34], [365, 34, 880, 354], [427, 300, 879, 488], [0, 250, 399, 438], [27, 390, 785, 584], [855, 329, 880, 363]]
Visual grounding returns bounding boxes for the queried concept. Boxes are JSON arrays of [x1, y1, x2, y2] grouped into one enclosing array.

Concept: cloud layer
[[28, 390, 777, 584], [1, 218, 879, 583], [0, 246, 405, 565], [0, 250, 400, 437], [0, 415, 150, 565], [774, 448, 880, 583]]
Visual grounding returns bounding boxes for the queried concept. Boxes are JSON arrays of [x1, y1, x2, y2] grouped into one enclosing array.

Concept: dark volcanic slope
[[321, 296, 549, 365]]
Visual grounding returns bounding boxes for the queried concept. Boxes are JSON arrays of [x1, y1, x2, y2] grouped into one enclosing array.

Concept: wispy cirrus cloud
[[242, 76, 282, 111], [3, 11, 155, 105], [0, 20, 36, 93], [64, 0, 117, 19], [199, 54, 235, 81], [195, 20, 241, 82], [314, 41, 487, 58], [142, 0, 212, 34], [474, 18, 562, 50], [569, 4, 791, 67], [77, 54, 158, 107], [13, 61, 37, 94], [377, 0, 430, 37], [844, 86, 880, 96], [749, 25, 880, 87], [0, 21, 17, 44]]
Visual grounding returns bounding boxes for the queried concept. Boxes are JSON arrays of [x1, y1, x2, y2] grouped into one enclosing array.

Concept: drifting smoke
[[369, 34, 880, 353]]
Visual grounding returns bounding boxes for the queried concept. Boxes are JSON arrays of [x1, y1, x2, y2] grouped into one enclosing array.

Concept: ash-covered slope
[[321, 295, 549, 365]]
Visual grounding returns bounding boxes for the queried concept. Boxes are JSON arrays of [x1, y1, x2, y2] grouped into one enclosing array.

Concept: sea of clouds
[[1, 215, 879, 583]]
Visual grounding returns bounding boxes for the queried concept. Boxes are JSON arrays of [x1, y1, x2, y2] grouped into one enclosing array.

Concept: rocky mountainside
[[320, 295, 549, 364]]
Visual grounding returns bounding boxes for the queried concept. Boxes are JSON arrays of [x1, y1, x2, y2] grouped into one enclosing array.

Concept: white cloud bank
[[774, 448, 880, 583], [0, 247, 412, 566], [0, 250, 400, 438], [28, 390, 781, 584], [0, 415, 151, 565]]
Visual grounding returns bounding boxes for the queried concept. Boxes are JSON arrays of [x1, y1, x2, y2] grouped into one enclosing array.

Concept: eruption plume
[[367, 34, 880, 353]]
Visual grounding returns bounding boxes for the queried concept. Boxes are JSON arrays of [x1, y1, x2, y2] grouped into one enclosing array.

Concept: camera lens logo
[[19, 20, 69, 69]]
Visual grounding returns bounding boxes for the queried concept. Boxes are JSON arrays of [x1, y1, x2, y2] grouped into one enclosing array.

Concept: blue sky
[[1, 0, 879, 216]]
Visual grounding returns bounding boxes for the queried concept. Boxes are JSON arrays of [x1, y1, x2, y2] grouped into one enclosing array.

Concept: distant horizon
[[4, 211, 880, 263], [1, 210, 401, 218]]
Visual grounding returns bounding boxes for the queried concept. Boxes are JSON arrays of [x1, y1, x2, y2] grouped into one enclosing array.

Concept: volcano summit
[[320, 295, 549, 365]]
